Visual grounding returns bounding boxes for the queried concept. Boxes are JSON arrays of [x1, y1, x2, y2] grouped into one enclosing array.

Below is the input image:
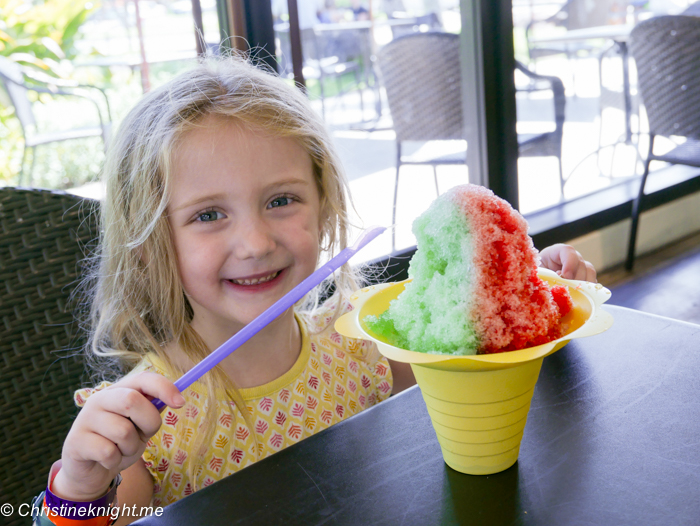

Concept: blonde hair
[[84, 55, 359, 490]]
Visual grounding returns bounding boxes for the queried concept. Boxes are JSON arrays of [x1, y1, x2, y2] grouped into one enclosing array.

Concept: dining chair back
[[515, 62, 567, 193], [0, 56, 111, 185], [0, 187, 98, 525], [389, 12, 442, 39], [681, 1, 700, 16], [377, 32, 464, 250], [379, 32, 463, 143], [378, 32, 566, 250], [625, 15, 700, 269]]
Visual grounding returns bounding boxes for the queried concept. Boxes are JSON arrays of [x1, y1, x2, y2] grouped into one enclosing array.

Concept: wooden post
[[133, 0, 150, 93], [287, 0, 305, 88], [192, 0, 206, 57]]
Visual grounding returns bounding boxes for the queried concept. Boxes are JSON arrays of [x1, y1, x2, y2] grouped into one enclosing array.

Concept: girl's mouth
[[231, 271, 279, 285], [227, 269, 284, 289]]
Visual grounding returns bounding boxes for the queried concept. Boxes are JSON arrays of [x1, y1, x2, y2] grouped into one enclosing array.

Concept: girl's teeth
[[233, 271, 279, 285]]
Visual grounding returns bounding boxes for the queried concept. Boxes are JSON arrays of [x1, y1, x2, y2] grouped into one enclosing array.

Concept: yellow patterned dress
[[74, 299, 392, 506]]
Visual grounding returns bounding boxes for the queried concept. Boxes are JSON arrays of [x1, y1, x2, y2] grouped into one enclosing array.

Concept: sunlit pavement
[[315, 54, 646, 262], [69, 54, 644, 265]]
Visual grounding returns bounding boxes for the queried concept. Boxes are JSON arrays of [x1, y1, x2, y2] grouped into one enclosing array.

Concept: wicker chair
[[681, 1, 700, 16], [377, 32, 566, 250], [389, 12, 442, 39], [0, 187, 98, 525], [625, 15, 700, 270], [515, 62, 566, 193]]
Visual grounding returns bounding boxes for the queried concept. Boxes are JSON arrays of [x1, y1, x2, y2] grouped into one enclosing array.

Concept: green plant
[[0, 0, 97, 72], [0, 0, 100, 186]]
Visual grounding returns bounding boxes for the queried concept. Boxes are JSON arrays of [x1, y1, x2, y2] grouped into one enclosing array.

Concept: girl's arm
[[388, 359, 416, 394], [113, 459, 155, 525]]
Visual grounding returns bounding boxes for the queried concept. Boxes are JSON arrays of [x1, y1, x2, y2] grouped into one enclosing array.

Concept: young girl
[[39, 57, 595, 525]]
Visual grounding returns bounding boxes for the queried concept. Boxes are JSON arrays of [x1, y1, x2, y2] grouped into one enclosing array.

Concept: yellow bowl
[[335, 268, 613, 475]]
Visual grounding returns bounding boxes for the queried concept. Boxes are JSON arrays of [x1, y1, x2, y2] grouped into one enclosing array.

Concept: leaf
[[61, 6, 92, 48], [8, 44, 48, 56], [40, 36, 65, 59]]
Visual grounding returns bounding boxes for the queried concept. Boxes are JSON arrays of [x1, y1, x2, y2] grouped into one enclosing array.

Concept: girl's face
[[167, 115, 322, 336]]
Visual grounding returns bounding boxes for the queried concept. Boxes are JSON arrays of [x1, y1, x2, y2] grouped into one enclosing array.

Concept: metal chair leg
[[335, 75, 345, 111], [626, 136, 655, 271], [27, 145, 37, 187], [597, 55, 604, 170], [356, 69, 364, 116], [392, 143, 401, 253], [609, 141, 619, 176], [557, 156, 565, 199], [433, 165, 439, 196], [18, 144, 28, 186], [318, 74, 326, 121]]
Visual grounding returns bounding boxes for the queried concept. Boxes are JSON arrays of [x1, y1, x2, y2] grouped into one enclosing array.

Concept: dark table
[[135, 306, 700, 525]]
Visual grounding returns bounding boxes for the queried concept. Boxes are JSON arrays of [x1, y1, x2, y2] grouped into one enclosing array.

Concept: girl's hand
[[540, 244, 597, 283], [52, 373, 185, 501]]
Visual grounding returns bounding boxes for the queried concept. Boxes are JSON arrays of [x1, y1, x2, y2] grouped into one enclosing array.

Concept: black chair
[[389, 12, 442, 39], [515, 62, 566, 194], [0, 57, 112, 185], [625, 15, 700, 270], [377, 32, 566, 250], [0, 187, 98, 525], [681, 1, 700, 16]]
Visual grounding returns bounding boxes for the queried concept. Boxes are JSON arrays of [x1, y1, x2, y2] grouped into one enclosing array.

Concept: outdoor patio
[[298, 52, 645, 261], [66, 50, 649, 264]]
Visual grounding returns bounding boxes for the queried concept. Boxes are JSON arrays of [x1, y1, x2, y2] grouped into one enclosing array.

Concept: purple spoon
[[151, 226, 386, 411]]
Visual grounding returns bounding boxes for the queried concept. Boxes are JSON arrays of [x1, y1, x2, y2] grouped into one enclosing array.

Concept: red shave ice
[[366, 184, 573, 355], [457, 185, 572, 353]]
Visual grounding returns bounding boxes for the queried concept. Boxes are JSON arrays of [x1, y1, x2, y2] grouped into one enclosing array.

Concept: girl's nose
[[233, 217, 276, 260]]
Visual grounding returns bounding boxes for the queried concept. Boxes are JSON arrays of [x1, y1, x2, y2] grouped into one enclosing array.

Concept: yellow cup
[[335, 268, 613, 475]]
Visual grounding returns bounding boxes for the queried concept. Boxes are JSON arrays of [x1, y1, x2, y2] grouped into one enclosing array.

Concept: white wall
[[567, 190, 700, 272]]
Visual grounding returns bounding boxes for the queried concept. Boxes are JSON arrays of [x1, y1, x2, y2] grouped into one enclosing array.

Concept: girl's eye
[[196, 210, 222, 222], [268, 196, 294, 209]]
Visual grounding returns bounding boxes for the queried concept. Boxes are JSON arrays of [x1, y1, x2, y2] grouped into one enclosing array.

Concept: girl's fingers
[[109, 372, 186, 409], [573, 257, 588, 281], [84, 410, 147, 458], [585, 261, 598, 283], [64, 430, 124, 473], [95, 386, 165, 439], [541, 244, 597, 283], [80, 373, 185, 442], [559, 247, 582, 280], [540, 243, 567, 271]]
